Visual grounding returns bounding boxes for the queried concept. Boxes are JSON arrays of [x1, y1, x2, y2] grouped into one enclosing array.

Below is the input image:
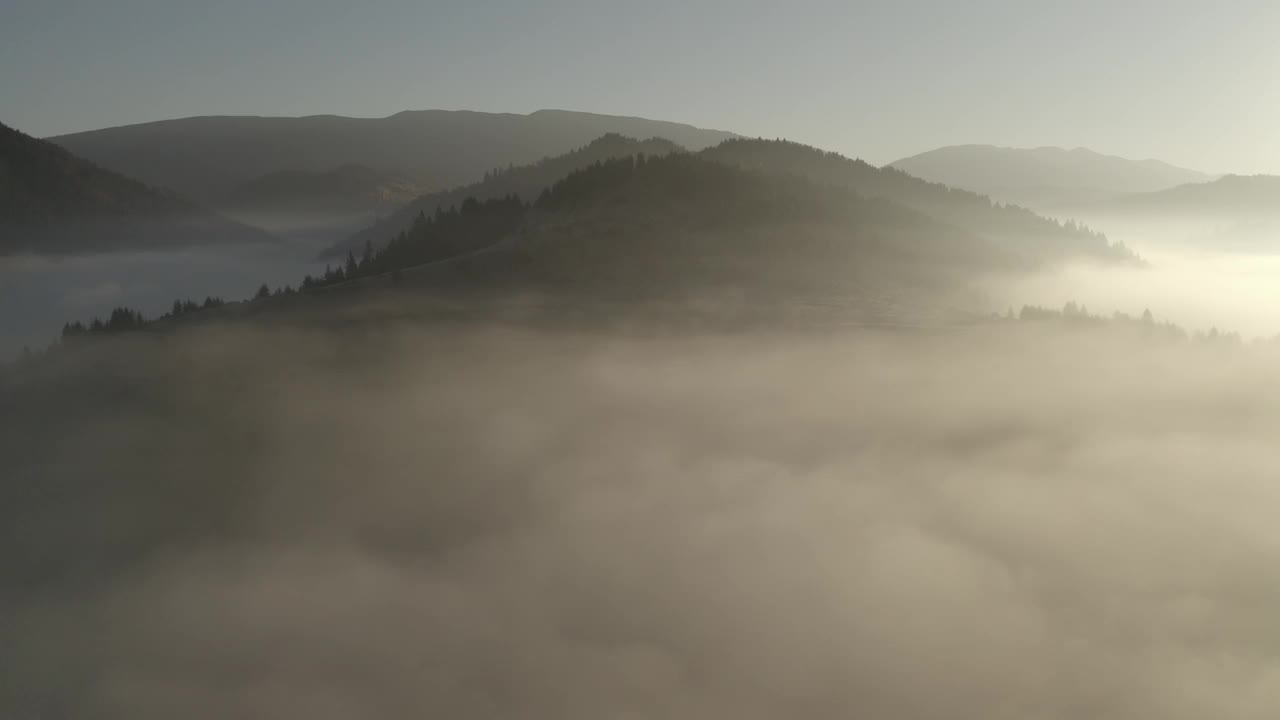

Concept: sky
[[3, 0, 1280, 173]]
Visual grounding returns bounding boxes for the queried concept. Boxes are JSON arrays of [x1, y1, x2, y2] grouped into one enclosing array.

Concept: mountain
[[889, 145, 1212, 209], [322, 134, 684, 259], [0, 121, 273, 255], [702, 139, 1132, 263], [299, 152, 1131, 317], [329, 137, 1131, 265], [181, 154, 1032, 329], [48, 109, 738, 204]]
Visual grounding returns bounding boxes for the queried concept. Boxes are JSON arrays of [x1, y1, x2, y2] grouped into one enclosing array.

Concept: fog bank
[[0, 244, 326, 358], [6, 320, 1280, 718], [988, 238, 1280, 340]]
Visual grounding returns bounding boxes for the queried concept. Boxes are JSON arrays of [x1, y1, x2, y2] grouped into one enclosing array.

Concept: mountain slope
[[0, 121, 273, 255], [322, 134, 684, 259], [303, 153, 1130, 318], [890, 145, 1211, 209], [702, 139, 1132, 263], [49, 109, 737, 203]]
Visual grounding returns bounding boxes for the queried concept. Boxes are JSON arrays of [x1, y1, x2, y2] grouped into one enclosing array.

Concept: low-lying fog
[[6, 319, 1280, 718], [8, 215, 1280, 717], [0, 243, 327, 358], [992, 248, 1280, 338], [988, 219, 1280, 339]]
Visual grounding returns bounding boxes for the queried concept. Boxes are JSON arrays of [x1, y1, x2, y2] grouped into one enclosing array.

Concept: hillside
[[297, 153, 1129, 320], [323, 134, 684, 259], [702, 139, 1133, 263], [465, 154, 1002, 297], [0, 122, 273, 255], [48, 109, 737, 203], [890, 144, 1211, 209]]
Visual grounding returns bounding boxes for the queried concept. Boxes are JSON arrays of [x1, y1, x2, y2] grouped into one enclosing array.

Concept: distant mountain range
[[1098, 174, 1280, 215], [8, 107, 1156, 270], [0, 122, 272, 255], [1067, 174, 1280, 251], [890, 145, 1212, 209], [49, 109, 738, 204]]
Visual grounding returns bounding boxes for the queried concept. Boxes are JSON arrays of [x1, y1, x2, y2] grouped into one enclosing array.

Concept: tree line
[[52, 192, 532, 345], [1005, 301, 1241, 344]]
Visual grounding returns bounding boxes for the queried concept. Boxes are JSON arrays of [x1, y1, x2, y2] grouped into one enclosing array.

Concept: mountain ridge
[[702, 138, 1130, 263], [48, 109, 739, 204], [889, 144, 1212, 209], [1104, 173, 1280, 212]]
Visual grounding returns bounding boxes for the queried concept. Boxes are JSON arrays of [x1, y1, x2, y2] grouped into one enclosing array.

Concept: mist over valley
[[6, 3, 1280, 717]]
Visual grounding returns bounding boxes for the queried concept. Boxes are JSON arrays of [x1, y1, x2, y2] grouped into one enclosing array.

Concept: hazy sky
[[4, 0, 1279, 173]]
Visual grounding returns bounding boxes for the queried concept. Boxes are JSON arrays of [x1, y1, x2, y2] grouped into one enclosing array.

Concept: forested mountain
[[331, 136, 1130, 264], [890, 145, 1211, 209], [702, 139, 1132, 263], [222, 164, 423, 216], [301, 152, 1129, 308], [48, 110, 736, 203], [477, 153, 999, 295], [323, 134, 683, 259], [0, 122, 273, 255]]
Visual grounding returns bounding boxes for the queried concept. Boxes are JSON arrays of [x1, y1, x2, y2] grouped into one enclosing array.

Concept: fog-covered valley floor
[[7, 316, 1280, 719]]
